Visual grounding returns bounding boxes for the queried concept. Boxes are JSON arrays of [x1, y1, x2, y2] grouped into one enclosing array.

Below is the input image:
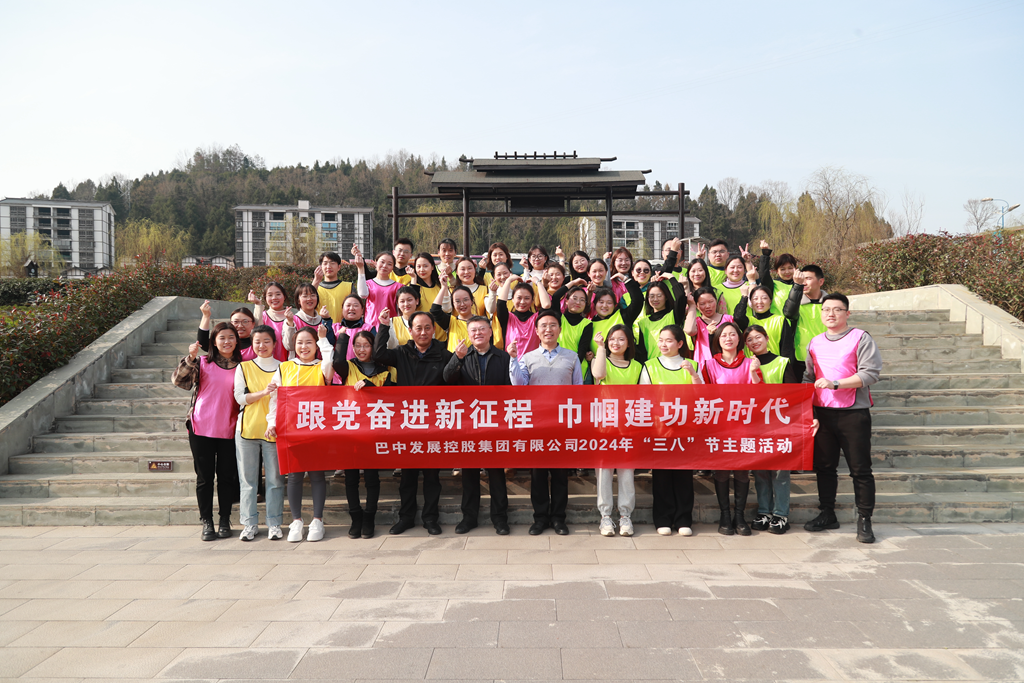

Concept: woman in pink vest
[[172, 322, 242, 542], [701, 322, 762, 536], [685, 286, 734, 366], [495, 274, 553, 358]]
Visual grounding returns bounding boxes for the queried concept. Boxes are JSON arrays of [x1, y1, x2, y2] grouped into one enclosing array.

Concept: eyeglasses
[[822, 307, 848, 314], [634, 268, 651, 274]]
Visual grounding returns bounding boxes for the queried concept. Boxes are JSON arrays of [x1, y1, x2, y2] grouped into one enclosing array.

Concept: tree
[[51, 183, 71, 200], [0, 231, 66, 277], [963, 199, 998, 233], [116, 218, 190, 267], [717, 177, 741, 212], [806, 166, 882, 264], [887, 189, 925, 238]]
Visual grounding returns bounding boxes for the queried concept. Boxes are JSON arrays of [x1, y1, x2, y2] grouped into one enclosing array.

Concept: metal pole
[[391, 187, 399, 246], [606, 187, 614, 256], [462, 189, 471, 258], [678, 183, 685, 240]]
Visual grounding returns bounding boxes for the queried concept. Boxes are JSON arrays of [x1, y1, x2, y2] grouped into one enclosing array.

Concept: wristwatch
[[832, 380, 840, 391]]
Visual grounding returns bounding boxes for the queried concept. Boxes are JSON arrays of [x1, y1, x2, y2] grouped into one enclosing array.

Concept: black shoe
[[856, 514, 875, 544], [751, 514, 772, 531], [201, 519, 217, 542], [361, 513, 376, 539], [454, 519, 477, 535], [390, 518, 415, 535], [804, 509, 840, 532], [718, 510, 735, 536], [217, 517, 232, 539], [424, 520, 442, 535], [529, 521, 549, 535], [768, 515, 791, 535], [733, 510, 751, 536], [552, 520, 570, 536], [494, 521, 510, 535], [348, 511, 363, 539]]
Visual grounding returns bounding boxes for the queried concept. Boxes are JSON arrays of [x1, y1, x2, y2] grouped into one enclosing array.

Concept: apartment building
[[234, 200, 373, 267], [0, 198, 116, 276]]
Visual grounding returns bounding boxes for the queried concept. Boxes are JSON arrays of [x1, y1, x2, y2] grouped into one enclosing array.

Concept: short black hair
[[319, 251, 342, 265], [230, 307, 255, 322], [395, 237, 414, 249], [396, 285, 420, 303], [466, 315, 492, 330], [660, 324, 686, 344], [408, 311, 434, 327], [775, 253, 798, 269], [439, 238, 458, 250], [801, 264, 824, 280], [535, 309, 561, 329], [821, 292, 849, 309], [709, 239, 729, 250], [251, 324, 277, 343]]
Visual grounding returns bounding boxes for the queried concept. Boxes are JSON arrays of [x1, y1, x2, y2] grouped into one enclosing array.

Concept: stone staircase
[[1, 311, 1022, 527]]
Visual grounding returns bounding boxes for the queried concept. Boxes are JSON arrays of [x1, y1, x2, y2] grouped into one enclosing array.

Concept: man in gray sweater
[[509, 310, 583, 535]]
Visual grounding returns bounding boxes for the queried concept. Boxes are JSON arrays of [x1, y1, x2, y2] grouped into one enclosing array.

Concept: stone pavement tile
[[190, 579, 306, 600], [504, 580, 607, 600], [947, 547, 1024, 564], [646, 563, 750, 581], [65, 550, 166, 565], [375, 620, 499, 647], [737, 620, 878, 649], [561, 647, 702, 680], [0, 537, 68, 550], [860, 547, 964, 564], [615, 620, 747, 649], [400, 580, 503, 599], [499, 620, 621, 648], [159, 647, 304, 679], [0, 563, 87, 580], [508, 549, 598, 564], [218, 598, 339, 622], [46, 536, 148, 552], [926, 562, 1024, 580], [165, 563, 275, 581], [359, 564, 457, 581], [444, 598, 556, 622], [684, 549, 785, 564], [737, 563, 851, 581], [852, 619, 1004, 648], [992, 523, 1024, 534], [0, 579, 111, 599], [775, 598, 899, 622], [954, 648, 1024, 680], [264, 564, 365, 581], [556, 598, 671, 621], [604, 581, 711, 599], [290, 647, 433, 678], [906, 523, 995, 536], [975, 620, 1024, 648], [0, 550, 81, 564], [379, 536, 466, 551], [0, 597, 28, 616], [0, 647, 60, 678], [10, 619, 154, 647], [549, 535, 635, 550], [416, 549, 508, 565], [882, 597, 984, 622], [630, 535, 724, 549], [252, 621, 381, 648], [250, 549, 337, 565], [127, 538, 223, 551], [38, 526, 124, 538], [1, 598, 129, 621], [976, 533, 1024, 548], [294, 580, 403, 600], [771, 548, 878, 564], [807, 578, 931, 599], [456, 564, 552, 581], [705, 580, 819, 600], [465, 535, 550, 550], [888, 533, 990, 549], [979, 598, 1024, 620], [595, 549, 689, 564], [146, 550, 248, 565], [90, 579, 208, 600], [835, 561, 946, 581], [428, 647, 562, 679], [26, 647, 182, 678], [130, 619, 268, 648], [689, 647, 840, 680], [109, 598, 235, 622], [325, 549, 421, 565], [717, 533, 811, 549], [116, 525, 198, 537], [665, 598, 788, 622], [73, 563, 185, 581], [552, 564, 652, 581], [0, 619, 42, 646], [0, 526, 52, 538], [332, 598, 447, 621], [821, 648, 982, 680]]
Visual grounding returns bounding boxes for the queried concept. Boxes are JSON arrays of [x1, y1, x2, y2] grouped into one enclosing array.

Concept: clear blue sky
[[2, 0, 1020, 233]]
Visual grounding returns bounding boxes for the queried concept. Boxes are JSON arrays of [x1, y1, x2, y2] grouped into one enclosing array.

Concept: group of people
[[172, 234, 882, 546]]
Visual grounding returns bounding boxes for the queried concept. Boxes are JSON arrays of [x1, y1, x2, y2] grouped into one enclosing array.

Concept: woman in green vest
[[558, 281, 594, 380], [744, 324, 798, 536], [732, 284, 802, 358], [718, 256, 756, 316], [635, 276, 688, 364], [589, 280, 644, 359]]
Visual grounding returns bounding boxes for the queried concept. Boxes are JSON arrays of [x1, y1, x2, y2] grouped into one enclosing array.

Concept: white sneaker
[[287, 519, 304, 542], [267, 525, 283, 540], [599, 516, 616, 537], [619, 517, 634, 536], [656, 526, 672, 536], [307, 518, 325, 542], [678, 527, 693, 537], [452, 468, 461, 476], [239, 524, 257, 542]]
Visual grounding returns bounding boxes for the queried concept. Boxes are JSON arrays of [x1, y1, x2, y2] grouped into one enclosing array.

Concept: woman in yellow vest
[[431, 279, 502, 352], [233, 324, 284, 541], [385, 286, 448, 347], [265, 325, 334, 543], [409, 252, 443, 313]]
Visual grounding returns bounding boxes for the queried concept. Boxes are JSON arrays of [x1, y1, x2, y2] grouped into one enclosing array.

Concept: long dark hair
[[644, 280, 674, 315], [293, 283, 319, 311], [207, 322, 242, 364], [686, 258, 713, 295], [709, 321, 744, 356], [412, 252, 439, 287], [603, 323, 636, 362], [481, 242, 512, 272]]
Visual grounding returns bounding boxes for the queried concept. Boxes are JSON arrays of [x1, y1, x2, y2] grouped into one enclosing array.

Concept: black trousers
[[813, 407, 875, 516], [461, 468, 509, 525], [398, 468, 441, 524], [187, 423, 239, 522], [345, 469, 381, 515], [530, 468, 568, 524], [651, 469, 694, 529]]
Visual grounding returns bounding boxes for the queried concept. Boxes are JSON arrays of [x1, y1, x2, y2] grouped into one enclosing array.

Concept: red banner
[[275, 384, 814, 474]]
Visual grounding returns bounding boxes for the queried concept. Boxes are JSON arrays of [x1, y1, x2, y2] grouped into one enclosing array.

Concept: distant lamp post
[[980, 198, 1021, 230]]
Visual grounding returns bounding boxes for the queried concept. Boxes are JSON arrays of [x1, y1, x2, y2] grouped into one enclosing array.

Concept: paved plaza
[[0, 522, 1022, 681]]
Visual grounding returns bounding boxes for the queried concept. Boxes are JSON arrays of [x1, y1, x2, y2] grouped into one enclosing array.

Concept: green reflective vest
[[795, 302, 825, 361], [600, 358, 643, 385], [759, 355, 790, 385], [644, 357, 698, 385]]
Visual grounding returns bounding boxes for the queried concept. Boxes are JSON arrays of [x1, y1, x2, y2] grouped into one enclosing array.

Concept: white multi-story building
[[579, 214, 701, 261], [0, 198, 116, 276], [234, 200, 373, 267]]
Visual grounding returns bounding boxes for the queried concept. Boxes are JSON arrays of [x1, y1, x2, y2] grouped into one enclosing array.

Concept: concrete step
[[874, 446, 1024, 468], [0, 472, 196, 498], [858, 321, 966, 336], [10, 452, 195, 475], [95, 383, 188, 400], [873, 334, 984, 349], [75, 398, 189, 417], [879, 346, 1003, 361], [872, 406, 1024, 426], [111, 368, 175, 383], [155, 330, 198, 343], [848, 310, 951, 322], [127, 355, 181, 369], [33, 432, 189, 454], [53, 415, 188, 434], [872, 425, 1024, 447], [143, 342, 192, 355], [2, 490, 1021, 526], [167, 319, 202, 331], [872, 389, 1024, 408], [878, 359, 1023, 375], [876, 373, 1024, 390]]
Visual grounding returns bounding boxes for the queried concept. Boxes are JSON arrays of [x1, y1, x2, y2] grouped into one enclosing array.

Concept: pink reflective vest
[[808, 327, 865, 408], [190, 360, 238, 439]]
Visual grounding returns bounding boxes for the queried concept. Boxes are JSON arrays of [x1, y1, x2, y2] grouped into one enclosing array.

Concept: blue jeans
[[754, 470, 790, 517], [235, 436, 284, 527]]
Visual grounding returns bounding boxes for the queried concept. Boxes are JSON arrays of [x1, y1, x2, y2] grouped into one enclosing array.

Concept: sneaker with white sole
[[619, 517, 634, 537], [287, 519, 304, 542], [599, 516, 616, 537], [239, 524, 257, 542], [678, 527, 693, 537], [307, 518, 325, 542], [768, 515, 790, 535], [751, 513, 772, 531], [267, 525, 283, 541], [656, 526, 672, 536]]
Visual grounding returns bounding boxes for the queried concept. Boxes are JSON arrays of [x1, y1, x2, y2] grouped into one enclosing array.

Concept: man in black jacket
[[442, 316, 511, 535], [374, 309, 453, 535]]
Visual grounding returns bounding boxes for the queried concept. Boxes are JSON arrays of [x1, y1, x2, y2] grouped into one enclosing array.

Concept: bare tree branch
[[963, 199, 998, 233]]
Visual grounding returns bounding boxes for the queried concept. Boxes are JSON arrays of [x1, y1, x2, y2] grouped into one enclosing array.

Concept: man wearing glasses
[[801, 293, 883, 543]]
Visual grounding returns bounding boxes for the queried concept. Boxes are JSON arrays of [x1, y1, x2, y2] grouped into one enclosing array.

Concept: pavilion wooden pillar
[[462, 189, 471, 258], [391, 187, 399, 245], [605, 187, 614, 256]]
